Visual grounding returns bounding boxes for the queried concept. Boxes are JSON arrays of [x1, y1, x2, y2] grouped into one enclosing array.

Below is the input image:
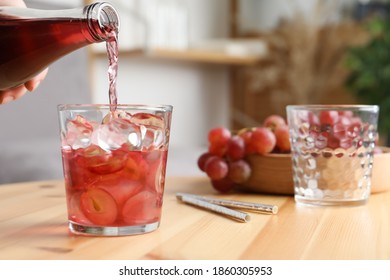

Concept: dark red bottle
[[0, 2, 119, 90]]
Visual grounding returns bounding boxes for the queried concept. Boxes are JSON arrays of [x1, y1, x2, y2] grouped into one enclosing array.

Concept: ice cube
[[139, 126, 164, 151], [130, 113, 164, 128], [65, 115, 94, 149], [131, 113, 165, 150], [93, 118, 142, 151], [102, 110, 132, 124]]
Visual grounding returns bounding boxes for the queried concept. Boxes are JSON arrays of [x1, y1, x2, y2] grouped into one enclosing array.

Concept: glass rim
[[286, 104, 379, 112], [57, 103, 173, 112]]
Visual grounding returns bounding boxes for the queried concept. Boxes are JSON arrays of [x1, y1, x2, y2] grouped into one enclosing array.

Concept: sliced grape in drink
[[122, 190, 160, 224], [80, 188, 118, 226]]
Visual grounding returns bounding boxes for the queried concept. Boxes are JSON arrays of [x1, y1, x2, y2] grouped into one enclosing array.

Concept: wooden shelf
[[147, 48, 264, 66], [92, 47, 265, 66]]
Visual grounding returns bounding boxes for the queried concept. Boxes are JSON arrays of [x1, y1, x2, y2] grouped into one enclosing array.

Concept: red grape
[[207, 127, 231, 156], [338, 115, 352, 126], [204, 156, 229, 180], [298, 111, 320, 126], [327, 135, 340, 149], [274, 124, 291, 152], [238, 129, 256, 155], [226, 135, 245, 161], [332, 122, 348, 139], [263, 114, 286, 131], [320, 110, 339, 126], [250, 127, 276, 155], [208, 127, 231, 145], [228, 160, 251, 183], [211, 177, 235, 193], [197, 152, 213, 172], [308, 112, 320, 126], [208, 141, 227, 157]]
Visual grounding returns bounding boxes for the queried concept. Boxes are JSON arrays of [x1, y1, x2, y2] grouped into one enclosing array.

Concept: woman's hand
[[0, 69, 49, 104], [0, 0, 49, 104]]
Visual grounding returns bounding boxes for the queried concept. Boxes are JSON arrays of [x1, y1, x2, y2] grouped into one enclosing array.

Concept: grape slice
[[125, 151, 149, 181], [80, 188, 118, 226], [122, 191, 160, 224]]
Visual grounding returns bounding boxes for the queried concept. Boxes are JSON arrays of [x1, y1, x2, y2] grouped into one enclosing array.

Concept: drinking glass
[[58, 104, 172, 236], [286, 105, 379, 206]]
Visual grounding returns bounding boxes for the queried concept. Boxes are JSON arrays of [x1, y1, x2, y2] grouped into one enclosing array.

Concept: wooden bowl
[[237, 147, 390, 195], [238, 153, 294, 195]]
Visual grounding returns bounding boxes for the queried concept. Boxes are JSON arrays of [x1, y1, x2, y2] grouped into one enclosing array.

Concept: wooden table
[[0, 176, 389, 260]]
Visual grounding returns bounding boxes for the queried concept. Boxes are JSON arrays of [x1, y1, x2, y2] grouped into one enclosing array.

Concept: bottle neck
[[85, 2, 120, 42]]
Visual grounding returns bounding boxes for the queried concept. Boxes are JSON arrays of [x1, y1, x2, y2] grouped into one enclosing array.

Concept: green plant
[[345, 17, 390, 135]]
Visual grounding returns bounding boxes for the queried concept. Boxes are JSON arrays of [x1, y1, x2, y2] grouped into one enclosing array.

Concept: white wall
[[239, 0, 356, 33]]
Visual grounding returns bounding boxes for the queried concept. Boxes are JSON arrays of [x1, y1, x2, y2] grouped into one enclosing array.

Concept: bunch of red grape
[[197, 114, 290, 193]]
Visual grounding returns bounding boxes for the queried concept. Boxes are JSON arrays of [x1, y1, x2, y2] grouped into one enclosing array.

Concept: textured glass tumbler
[[286, 105, 379, 206], [58, 104, 172, 236]]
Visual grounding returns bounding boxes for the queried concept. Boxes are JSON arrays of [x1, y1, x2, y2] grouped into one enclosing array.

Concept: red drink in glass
[[62, 146, 167, 227], [58, 105, 172, 236]]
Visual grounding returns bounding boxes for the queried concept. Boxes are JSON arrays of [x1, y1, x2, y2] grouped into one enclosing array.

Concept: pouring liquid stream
[[106, 30, 119, 111]]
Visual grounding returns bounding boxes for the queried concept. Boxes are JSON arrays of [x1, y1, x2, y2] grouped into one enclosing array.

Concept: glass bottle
[[0, 2, 120, 90]]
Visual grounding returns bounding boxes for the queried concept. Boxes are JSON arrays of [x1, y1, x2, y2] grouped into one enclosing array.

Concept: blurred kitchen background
[[1, 0, 388, 183]]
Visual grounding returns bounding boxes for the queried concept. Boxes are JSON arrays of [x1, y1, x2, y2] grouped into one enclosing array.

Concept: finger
[[0, 93, 15, 104], [0, 85, 27, 104], [1, 0, 26, 7], [24, 68, 49, 92]]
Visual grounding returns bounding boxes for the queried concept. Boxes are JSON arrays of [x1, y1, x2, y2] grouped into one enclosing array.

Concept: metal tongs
[[176, 192, 278, 223]]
